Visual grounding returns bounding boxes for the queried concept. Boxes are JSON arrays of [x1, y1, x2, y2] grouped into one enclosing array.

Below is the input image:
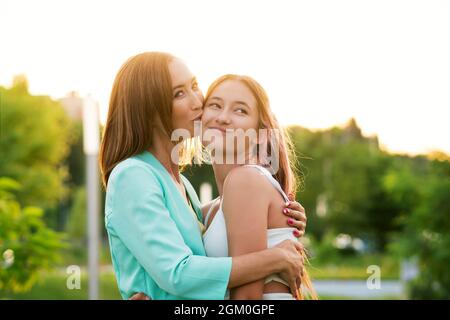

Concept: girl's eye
[[236, 107, 247, 114], [208, 103, 221, 109], [174, 90, 184, 98]]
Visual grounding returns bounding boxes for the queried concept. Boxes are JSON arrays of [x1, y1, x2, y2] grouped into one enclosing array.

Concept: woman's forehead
[[169, 58, 194, 84]]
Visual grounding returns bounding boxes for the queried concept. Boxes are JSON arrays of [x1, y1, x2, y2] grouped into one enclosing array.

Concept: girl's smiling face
[[202, 79, 259, 134], [201, 79, 260, 161]]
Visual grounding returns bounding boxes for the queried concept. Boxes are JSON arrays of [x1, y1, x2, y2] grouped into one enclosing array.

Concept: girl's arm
[[202, 196, 308, 238], [223, 166, 274, 299]]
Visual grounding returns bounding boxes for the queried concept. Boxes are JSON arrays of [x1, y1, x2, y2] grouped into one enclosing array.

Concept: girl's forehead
[[209, 80, 256, 106]]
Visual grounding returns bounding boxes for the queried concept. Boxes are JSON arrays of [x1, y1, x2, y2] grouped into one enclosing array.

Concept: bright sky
[[1, 0, 449, 155]]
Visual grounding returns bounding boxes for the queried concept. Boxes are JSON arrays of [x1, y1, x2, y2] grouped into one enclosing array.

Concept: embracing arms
[[223, 166, 305, 299], [107, 163, 303, 299]]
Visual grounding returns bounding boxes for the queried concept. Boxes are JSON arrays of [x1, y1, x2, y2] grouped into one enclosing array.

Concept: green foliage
[[289, 120, 450, 297], [63, 186, 88, 264], [307, 232, 342, 265], [66, 187, 86, 242], [0, 81, 73, 211], [5, 270, 121, 300], [0, 177, 67, 295], [389, 158, 450, 299], [288, 120, 399, 250]]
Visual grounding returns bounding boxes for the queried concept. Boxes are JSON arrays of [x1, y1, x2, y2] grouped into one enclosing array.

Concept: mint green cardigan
[[104, 151, 232, 300]]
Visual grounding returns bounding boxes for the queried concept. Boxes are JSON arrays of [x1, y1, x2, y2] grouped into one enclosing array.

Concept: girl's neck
[[212, 163, 240, 197], [149, 129, 181, 183]]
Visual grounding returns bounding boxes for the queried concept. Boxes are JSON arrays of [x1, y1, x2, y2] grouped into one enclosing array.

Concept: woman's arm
[[228, 245, 298, 289], [107, 163, 231, 299]]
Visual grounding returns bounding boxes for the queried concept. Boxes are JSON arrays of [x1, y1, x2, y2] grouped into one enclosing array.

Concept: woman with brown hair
[[100, 52, 308, 299]]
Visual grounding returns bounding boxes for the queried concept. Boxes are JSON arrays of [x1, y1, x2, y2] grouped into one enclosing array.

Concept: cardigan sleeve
[[106, 162, 232, 299]]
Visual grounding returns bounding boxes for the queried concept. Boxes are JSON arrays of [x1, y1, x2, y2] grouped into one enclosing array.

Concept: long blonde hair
[[205, 74, 318, 300]]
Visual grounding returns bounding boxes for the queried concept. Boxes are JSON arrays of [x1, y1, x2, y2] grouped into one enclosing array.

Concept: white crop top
[[202, 165, 297, 290]]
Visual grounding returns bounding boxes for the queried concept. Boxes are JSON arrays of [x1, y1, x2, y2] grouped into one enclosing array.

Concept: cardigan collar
[[138, 150, 203, 223]]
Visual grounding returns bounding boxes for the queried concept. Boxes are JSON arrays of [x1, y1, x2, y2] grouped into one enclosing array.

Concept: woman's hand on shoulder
[[283, 193, 307, 238]]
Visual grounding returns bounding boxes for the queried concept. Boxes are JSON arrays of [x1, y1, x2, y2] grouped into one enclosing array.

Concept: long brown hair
[[99, 52, 174, 187], [205, 74, 317, 300]]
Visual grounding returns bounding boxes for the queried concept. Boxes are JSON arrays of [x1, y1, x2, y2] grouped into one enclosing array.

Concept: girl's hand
[[283, 193, 307, 238]]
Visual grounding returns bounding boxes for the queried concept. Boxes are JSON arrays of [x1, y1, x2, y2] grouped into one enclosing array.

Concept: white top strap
[[243, 165, 290, 203], [204, 197, 220, 227]]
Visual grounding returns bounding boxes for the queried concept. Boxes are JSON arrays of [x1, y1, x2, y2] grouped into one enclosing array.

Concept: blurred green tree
[[289, 119, 403, 252], [66, 186, 86, 243], [0, 177, 66, 296], [0, 77, 73, 227], [389, 156, 450, 299]]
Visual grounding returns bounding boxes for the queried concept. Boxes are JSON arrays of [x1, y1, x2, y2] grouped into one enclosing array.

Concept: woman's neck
[[149, 129, 181, 183]]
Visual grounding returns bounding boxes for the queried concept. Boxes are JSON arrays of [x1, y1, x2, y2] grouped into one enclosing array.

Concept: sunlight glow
[[1, 0, 449, 155]]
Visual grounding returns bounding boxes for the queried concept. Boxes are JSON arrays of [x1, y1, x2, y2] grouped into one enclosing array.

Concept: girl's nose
[[216, 110, 231, 125]]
